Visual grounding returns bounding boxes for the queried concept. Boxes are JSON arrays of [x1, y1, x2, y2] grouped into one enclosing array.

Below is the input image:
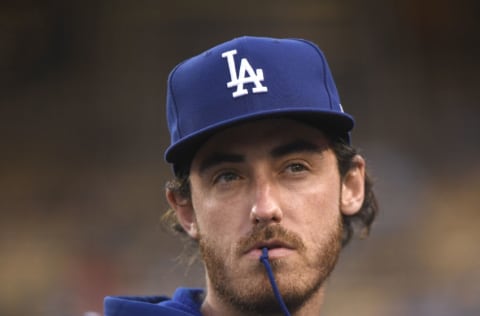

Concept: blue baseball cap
[[165, 36, 354, 168]]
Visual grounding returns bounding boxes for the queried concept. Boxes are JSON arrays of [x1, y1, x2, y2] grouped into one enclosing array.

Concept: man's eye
[[286, 163, 308, 173], [214, 172, 239, 184]]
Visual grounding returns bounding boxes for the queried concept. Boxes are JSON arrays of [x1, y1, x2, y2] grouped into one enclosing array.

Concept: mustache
[[236, 225, 306, 255]]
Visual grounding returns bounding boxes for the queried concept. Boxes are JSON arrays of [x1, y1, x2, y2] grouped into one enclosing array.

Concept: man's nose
[[249, 180, 283, 224]]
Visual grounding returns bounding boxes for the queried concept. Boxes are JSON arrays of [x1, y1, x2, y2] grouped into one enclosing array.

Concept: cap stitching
[[167, 62, 185, 139], [294, 39, 334, 110]]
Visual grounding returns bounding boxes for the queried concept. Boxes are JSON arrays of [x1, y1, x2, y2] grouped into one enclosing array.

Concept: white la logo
[[221, 49, 268, 98]]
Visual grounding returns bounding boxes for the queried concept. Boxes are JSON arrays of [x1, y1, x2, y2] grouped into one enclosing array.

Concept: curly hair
[[162, 138, 378, 262]]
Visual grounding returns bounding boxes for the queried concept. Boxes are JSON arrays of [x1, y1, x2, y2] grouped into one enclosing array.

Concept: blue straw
[[259, 247, 292, 316]]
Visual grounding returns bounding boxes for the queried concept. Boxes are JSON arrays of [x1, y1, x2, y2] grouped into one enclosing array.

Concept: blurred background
[[1, 0, 479, 315]]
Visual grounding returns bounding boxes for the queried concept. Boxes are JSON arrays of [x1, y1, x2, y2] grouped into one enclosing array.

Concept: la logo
[[221, 49, 268, 98]]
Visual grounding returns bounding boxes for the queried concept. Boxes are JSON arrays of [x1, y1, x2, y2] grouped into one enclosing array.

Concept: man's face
[[188, 118, 344, 313]]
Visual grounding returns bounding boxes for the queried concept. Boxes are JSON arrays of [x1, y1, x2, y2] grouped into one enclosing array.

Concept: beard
[[198, 217, 343, 315]]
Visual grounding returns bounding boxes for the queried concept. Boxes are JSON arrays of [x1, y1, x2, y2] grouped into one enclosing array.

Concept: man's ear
[[340, 155, 366, 216], [166, 189, 199, 239]]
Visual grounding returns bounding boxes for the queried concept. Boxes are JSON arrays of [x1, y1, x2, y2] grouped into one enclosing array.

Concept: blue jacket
[[104, 287, 204, 316]]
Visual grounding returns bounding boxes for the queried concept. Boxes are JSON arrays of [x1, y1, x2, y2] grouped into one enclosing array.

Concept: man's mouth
[[245, 240, 296, 259]]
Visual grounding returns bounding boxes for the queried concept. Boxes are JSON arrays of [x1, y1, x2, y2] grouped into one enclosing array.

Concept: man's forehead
[[195, 139, 330, 173], [191, 118, 330, 167]]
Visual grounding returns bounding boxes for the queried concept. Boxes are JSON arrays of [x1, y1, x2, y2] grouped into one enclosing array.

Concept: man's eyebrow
[[270, 140, 327, 158], [198, 152, 245, 173]]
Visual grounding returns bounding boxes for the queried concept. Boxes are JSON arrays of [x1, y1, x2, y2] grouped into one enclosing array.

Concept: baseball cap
[[165, 36, 354, 168]]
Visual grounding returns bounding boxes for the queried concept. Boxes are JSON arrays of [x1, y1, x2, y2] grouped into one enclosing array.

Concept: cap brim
[[165, 108, 354, 169]]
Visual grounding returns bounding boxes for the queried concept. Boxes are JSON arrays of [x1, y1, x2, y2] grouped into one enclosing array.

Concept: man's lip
[[245, 239, 295, 254]]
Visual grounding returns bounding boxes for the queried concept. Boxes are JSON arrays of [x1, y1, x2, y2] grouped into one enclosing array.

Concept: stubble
[[199, 218, 343, 315]]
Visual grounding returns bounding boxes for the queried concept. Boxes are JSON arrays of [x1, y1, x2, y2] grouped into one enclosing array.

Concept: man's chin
[[215, 273, 319, 315], [216, 279, 285, 314]]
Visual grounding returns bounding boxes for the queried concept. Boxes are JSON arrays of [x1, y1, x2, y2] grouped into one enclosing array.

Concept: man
[[104, 36, 378, 316]]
